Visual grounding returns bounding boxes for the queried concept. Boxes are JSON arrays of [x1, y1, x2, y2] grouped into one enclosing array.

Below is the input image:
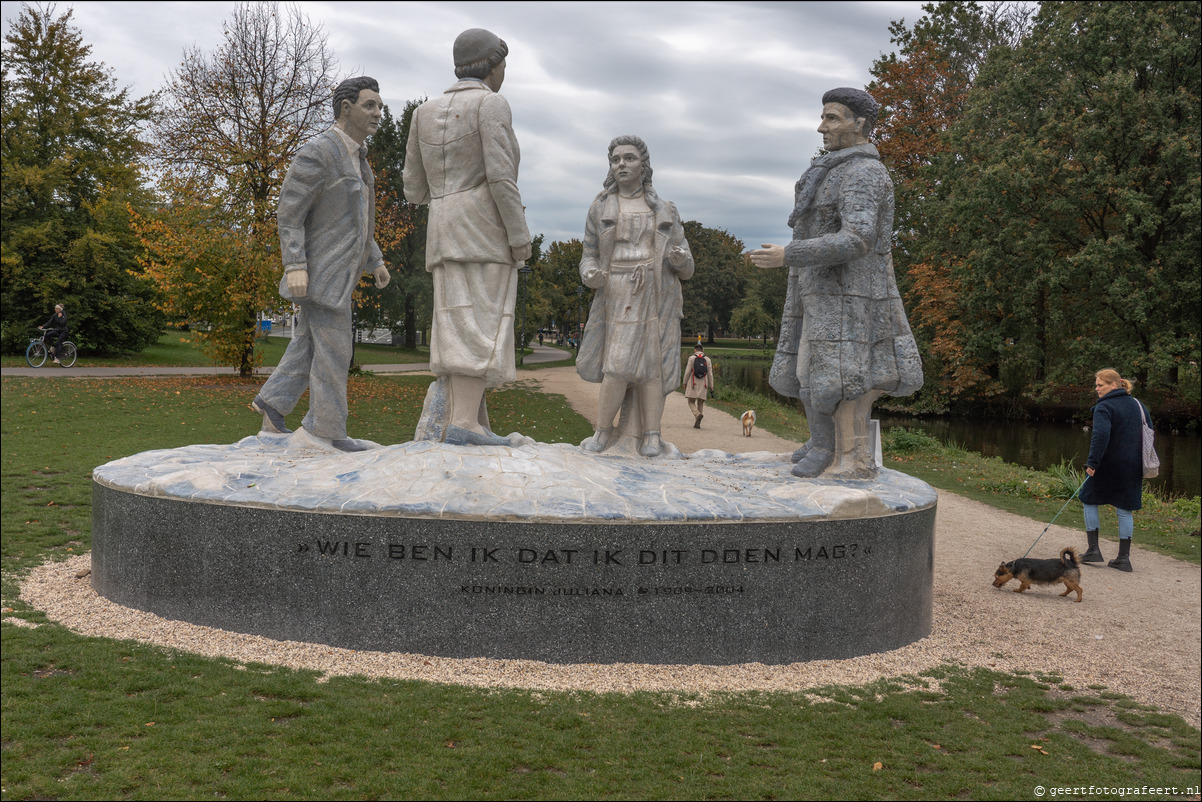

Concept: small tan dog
[[741, 410, 756, 437]]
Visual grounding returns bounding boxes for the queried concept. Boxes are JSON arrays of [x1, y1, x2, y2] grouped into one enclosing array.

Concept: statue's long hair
[[599, 134, 661, 210]]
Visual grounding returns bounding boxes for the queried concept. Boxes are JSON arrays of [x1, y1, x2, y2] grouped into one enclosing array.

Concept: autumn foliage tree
[[355, 101, 425, 346], [869, 1, 1033, 407], [872, 1, 1199, 413], [135, 1, 337, 375], [936, 1, 1200, 400], [129, 201, 278, 368], [1, 4, 162, 354]]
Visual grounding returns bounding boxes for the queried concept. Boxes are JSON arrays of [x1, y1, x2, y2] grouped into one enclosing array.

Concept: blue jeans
[[1083, 504, 1133, 540]]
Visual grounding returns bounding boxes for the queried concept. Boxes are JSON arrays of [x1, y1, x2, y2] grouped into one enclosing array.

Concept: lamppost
[[518, 263, 532, 365], [350, 305, 359, 371], [575, 284, 584, 353]]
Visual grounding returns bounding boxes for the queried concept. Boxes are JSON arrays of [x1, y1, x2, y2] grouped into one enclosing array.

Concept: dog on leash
[[992, 547, 1083, 602], [741, 410, 756, 437]]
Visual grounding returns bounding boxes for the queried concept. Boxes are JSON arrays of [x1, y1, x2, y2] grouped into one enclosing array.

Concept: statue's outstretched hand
[[581, 266, 606, 288], [748, 244, 784, 269]]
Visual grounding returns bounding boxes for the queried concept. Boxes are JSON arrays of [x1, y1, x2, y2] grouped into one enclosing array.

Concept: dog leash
[[1020, 476, 1089, 559]]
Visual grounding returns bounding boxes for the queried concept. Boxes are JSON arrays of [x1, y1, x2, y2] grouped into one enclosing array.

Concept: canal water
[[718, 358, 1200, 499]]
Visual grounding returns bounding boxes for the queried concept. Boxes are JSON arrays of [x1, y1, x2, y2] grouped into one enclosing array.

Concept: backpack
[[692, 355, 708, 380], [1132, 397, 1159, 479]]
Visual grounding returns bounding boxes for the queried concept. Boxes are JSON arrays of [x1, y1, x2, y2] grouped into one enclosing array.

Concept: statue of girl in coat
[[576, 135, 694, 457]]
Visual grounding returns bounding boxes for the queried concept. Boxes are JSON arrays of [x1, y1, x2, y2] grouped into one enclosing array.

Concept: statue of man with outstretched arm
[[749, 87, 921, 479]]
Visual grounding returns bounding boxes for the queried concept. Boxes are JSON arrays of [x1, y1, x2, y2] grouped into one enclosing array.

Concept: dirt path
[[13, 364, 1200, 728]]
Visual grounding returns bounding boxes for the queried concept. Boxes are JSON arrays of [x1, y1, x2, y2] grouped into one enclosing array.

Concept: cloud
[[3, 0, 926, 248]]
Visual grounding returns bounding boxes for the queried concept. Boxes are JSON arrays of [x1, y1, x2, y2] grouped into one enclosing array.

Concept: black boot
[[1108, 538, 1133, 572], [1081, 529, 1104, 563]]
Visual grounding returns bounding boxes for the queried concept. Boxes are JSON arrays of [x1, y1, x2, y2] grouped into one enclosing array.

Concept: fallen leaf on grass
[[873, 762, 883, 771]]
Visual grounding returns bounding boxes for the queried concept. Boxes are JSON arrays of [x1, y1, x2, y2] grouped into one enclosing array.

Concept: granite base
[[91, 438, 936, 665]]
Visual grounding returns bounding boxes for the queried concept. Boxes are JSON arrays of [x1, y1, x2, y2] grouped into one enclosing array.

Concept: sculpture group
[[248, 28, 921, 480], [94, 29, 936, 668]]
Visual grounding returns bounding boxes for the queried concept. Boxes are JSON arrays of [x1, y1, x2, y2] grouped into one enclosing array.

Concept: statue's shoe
[[639, 432, 663, 457], [251, 396, 292, 434], [791, 449, 833, 478], [444, 424, 512, 447], [582, 429, 612, 453]]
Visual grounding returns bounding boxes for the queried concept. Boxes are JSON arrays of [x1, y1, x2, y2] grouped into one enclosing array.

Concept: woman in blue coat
[[1079, 369, 1152, 572]]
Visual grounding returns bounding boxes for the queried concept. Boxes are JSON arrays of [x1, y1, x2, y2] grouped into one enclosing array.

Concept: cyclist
[[39, 304, 69, 365]]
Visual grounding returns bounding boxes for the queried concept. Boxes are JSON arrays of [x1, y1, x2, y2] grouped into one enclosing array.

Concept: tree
[[1, 4, 163, 354], [537, 239, 588, 339], [729, 289, 776, 346], [129, 200, 277, 368], [931, 1, 1200, 402], [869, 1, 1034, 407], [358, 101, 427, 347], [513, 234, 548, 351], [137, 1, 337, 375], [680, 221, 745, 343]]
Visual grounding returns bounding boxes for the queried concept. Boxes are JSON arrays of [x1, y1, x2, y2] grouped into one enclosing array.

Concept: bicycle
[[26, 330, 77, 368]]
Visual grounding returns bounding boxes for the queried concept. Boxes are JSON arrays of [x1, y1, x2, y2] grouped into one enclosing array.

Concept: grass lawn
[[2, 376, 1198, 800], [2, 330, 431, 369]]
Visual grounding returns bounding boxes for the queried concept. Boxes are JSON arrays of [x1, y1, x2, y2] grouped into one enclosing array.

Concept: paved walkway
[[0, 343, 571, 378]]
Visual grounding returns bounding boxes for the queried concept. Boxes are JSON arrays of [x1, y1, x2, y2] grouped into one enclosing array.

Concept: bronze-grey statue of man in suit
[[250, 76, 391, 450]]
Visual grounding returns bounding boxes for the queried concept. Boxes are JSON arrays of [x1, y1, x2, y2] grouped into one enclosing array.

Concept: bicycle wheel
[[58, 341, 77, 367], [25, 341, 47, 367]]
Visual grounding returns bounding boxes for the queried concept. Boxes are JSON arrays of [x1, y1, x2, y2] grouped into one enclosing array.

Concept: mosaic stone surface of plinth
[[91, 434, 936, 664]]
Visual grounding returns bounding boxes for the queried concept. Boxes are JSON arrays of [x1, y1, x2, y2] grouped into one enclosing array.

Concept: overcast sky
[[2, 0, 928, 250]]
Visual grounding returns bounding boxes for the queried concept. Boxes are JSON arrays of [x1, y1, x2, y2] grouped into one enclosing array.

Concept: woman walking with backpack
[[1079, 368, 1153, 573], [683, 344, 713, 429]]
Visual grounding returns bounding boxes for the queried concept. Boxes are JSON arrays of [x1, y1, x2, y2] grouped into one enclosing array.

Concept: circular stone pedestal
[[91, 434, 936, 665]]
